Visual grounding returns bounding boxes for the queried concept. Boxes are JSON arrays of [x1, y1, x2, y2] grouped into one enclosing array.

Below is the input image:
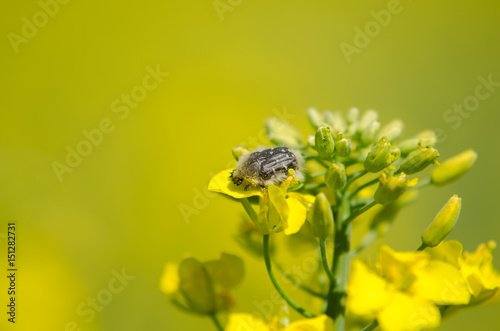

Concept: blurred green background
[[1, 0, 499, 330]]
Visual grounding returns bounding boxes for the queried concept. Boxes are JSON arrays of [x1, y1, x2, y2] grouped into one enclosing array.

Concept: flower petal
[[379, 245, 429, 290], [268, 184, 289, 232], [347, 260, 393, 317], [378, 292, 440, 331], [425, 240, 463, 269], [284, 314, 333, 331], [159, 263, 179, 294], [284, 196, 307, 235], [409, 260, 470, 305], [225, 313, 270, 331], [208, 169, 263, 199]]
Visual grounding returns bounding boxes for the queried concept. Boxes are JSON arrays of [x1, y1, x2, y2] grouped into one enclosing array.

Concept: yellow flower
[[208, 169, 315, 235], [225, 313, 333, 331], [160, 253, 244, 315], [427, 240, 500, 307], [347, 245, 470, 331]]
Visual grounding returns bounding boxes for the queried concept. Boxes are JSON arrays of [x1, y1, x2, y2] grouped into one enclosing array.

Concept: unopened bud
[[376, 119, 404, 141], [335, 136, 352, 157], [178, 258, 217, 314], [346, 107, 360, 135], [232, 146, 250, 161], [361, 121, 381, 145], [400, 146, 440, 175], [307, 107, 324, 129], [325, 163, 347, 190], [422, 195, 461, 247], [431, 150, 478, 187], [374, 173, 418, 205], [358, 109, 379, 132], [265, 117, 303, 147], [364, 137, 401, 173], [311, 192, 334, 238], [399, 130, 437, 155], [315, 125, 335, 159]]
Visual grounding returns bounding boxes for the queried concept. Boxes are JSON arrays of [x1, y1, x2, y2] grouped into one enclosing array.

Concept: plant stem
[[272, 257, 326, 298], [343, 200, 378, 225], [361, 320, 379, 331], [241, 198, 258, 222], [263, 235, 315, 318], [408, 177, 432, 192], [349, 177, 380, 199], [319, 238, 336, 288], [209, 313, 223, 331], [416, 242, 429, 251]]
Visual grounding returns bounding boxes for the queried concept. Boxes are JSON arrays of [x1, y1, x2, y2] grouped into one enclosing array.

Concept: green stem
[[416, 242, 429, 251], [361, 320, 379, 331], [319, 238, 336, 288], [170, 298, 194, 314], [344, 170, 368, 190], [241, 198, 258, 222], [272, 257, 326, 298], [263, 235, 315, 318], [349, 177, 380, 199], [343, 200, 378, 225], [209, 313, 223, 331]]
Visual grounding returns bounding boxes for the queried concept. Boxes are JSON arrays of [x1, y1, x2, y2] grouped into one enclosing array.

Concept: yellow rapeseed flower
[[225, 313, 333, 331], [347, 245, 470, 331]]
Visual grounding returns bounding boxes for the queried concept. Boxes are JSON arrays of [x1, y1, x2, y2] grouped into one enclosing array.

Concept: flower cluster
[[160, 107, 496, 331]]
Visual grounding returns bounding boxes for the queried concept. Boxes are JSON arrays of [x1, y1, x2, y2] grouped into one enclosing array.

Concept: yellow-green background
[[1, 0, 499, 330]]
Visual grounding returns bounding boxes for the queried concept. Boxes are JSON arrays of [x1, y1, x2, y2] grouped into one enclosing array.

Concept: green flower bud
[[311, 192, 334, 239], [315, 125, 335, 159], [400, 146, 440, 175], [307, 107, 324, 129], [232, 145, 250, 161], [265, 117, 303, 147], [374, 173, 418, 205], [376, 119, 404, 141], [399, 130, 437, 155], [422, 195, 461, 247], [178, 258, 217, 314], [325, 163, 347, 190], [335, 136, 352, 157], [361, 121, 381, 145], [431, 150, 478, 187], [364, 137, 401, 173], [328, 111, 347, 132], [358, 109, 379, 132], [346, 107, 360, 135]]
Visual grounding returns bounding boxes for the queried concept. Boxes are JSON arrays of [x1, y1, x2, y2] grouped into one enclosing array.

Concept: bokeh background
[[1, 0, 499, 330]]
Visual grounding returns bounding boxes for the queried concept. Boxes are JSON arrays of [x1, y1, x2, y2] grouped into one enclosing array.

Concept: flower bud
[[346, 107, 360, 135], [335, 136, 352, 157], [265, 117, 303, 147], [178, 258, 217, 314], [315, 125, 335, 159], [376, 119, 404, 141], [311, 192, 334, 238], [307, 107, 324, 129], [232, 145, 250, 161], [431, 150, 478, 187], [326, 111, 347, 132], [422, 195, 461, 247], [399, 130, 437, 155], [325, 163, 347, 190], [360, 121, 381, 145], [374, 173, 418, 205], [400, 146, 440, 175], [358, 109, 379, 132], [364, 137, 401, 173]]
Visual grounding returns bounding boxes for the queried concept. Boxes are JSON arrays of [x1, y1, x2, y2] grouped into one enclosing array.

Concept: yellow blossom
[[347, 245, 470, 331], [208, 169, 314, 235], [224, 313, 333, 331]]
